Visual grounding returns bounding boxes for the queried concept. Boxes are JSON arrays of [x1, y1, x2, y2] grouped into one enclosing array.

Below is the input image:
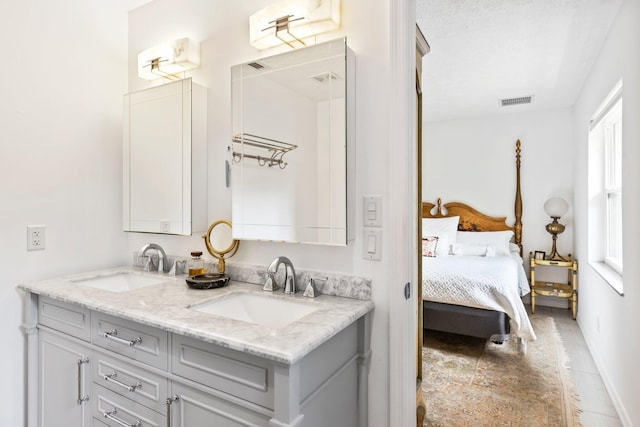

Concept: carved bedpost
[[514, 140, 523, 256]]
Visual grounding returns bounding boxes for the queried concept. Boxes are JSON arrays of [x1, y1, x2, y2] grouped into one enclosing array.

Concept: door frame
[[387, 0, 419, 425]]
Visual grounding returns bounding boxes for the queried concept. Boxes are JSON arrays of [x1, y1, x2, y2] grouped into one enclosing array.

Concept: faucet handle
[[263, 272, 279, 292], [168, 260, 186, 276], [141, 255, 153, 272], [303, 276, 328, 298]]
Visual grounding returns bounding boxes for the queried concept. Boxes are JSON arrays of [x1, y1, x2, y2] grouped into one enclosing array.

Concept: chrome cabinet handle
[[166, 395, 179, 427], [76, 357, 89, 405], [103, 408, 141, 427], [103, 371, 142, 392], [103, 329, 142, 347]]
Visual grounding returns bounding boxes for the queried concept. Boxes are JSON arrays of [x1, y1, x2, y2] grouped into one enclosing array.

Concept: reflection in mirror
[[202, 220, 240, 273], [231, 37, 351, 245]]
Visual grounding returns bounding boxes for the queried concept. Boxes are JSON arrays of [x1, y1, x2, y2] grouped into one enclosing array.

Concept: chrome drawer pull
[[103, 371, 142, 392], [166, 395, 179, 427], [103, 329, 142, 347], [76, 357, 89, 405], [103, 408, 141, 427]]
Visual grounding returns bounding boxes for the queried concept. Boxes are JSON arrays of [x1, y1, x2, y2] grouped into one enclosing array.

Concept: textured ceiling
[[417, 0, 623, 122]]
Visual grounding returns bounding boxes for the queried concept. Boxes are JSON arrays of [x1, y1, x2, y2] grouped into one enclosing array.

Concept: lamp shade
[[544, 197, 569, 218], [137, 38, 200, 80], [249, 0, 341, 50]]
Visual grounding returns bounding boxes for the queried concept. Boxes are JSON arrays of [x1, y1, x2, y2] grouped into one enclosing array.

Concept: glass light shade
[[544, 197, 569, 218], [137, 38, 200, 80], [249, 0, 341, 50]]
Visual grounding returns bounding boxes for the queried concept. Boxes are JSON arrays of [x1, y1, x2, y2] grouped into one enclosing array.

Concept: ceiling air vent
[[247, 61, 267, 70], [499, 96, 534, 107]]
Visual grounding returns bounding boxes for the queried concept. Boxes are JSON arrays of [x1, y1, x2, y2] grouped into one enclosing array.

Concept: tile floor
[[530, 305, 623, 427]]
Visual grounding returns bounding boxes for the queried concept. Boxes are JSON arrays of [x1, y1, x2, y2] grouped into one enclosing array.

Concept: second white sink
[[71, 271, 166, 293], [190, 292, 318, 328]]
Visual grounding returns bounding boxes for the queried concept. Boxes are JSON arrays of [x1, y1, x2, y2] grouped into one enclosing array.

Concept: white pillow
[[422, 216, 459, 256], [456, 230, 513, 255], [509, 243, 521, 254], [451, 243, 488, 256]]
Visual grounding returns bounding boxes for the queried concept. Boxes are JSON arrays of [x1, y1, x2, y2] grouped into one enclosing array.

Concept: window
[[588, 80, 623, 293], [603, 100, 622, 272]]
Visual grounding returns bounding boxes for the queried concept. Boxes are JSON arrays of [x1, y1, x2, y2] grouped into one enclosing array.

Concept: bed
[[421, 140, 535, 345]]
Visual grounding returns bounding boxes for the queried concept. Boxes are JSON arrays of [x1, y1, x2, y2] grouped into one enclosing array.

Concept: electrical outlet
[[27, 225, 46, 251]]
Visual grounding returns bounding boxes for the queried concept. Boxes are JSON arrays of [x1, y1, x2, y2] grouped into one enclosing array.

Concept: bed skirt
[[423, 300, 511, 342]]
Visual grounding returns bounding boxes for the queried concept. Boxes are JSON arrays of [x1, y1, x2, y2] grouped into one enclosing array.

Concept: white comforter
[[422, 254, 536, 341]]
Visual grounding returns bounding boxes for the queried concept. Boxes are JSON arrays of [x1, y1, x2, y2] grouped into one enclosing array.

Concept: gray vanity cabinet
[[27, 293, 369, 427], [39, 330, 91, 427], [37, 296, 92, 427]]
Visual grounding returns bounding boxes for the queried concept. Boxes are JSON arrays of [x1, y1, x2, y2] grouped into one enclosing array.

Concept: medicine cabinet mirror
[[231, 37, 352, 245], [123, 78, 207, 235]]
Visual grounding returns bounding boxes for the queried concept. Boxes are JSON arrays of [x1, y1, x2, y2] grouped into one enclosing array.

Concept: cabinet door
[[39, 330, 91, 427], [169, 382, 271, 427], [123, 78, 207, 236]]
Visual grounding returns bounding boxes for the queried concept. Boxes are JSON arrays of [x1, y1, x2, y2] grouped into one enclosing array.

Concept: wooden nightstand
[[529, 253, 578, 320]]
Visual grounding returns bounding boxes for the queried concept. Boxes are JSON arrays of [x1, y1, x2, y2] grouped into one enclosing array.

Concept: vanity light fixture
[[249, 0, 341, 50], [137, 37, 200, 81]]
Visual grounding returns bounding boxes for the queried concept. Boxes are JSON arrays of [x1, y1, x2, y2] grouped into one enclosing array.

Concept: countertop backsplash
[[131, 253, 372, 301]]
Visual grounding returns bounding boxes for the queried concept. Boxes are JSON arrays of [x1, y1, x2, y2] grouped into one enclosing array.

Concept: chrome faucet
[[263, 256, 296, 294], [137, 243, 168, 273]]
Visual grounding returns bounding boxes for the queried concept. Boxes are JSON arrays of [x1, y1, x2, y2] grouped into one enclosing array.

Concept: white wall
[[572, 0, 640, 424], [423, 109, 574, 267], [126, 0, 413, 425], [0, 2, 133, 425]]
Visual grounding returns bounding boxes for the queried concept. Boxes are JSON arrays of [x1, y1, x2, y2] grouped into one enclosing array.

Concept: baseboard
[[577, 317, 632, 427]]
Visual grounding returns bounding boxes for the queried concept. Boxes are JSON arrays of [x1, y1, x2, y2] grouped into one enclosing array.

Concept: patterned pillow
[[422, 236, 439, 257]]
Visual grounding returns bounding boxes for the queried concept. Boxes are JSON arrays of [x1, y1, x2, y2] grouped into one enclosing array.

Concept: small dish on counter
[[185, 273, 230, 290]]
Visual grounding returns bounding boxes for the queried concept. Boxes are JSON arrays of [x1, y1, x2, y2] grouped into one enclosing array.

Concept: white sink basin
[[190, 292, 318, 328], [71, 271, 166, 293]]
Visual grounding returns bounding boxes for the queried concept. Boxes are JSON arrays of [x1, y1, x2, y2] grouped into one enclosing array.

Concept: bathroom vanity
[[20, 268, 373, 427]]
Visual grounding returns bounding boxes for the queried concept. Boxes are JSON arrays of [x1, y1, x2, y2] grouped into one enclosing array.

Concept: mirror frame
[[202, 219, 240, 273]]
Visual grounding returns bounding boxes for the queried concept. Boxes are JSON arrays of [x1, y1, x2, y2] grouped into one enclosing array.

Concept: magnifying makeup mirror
[[202, 219, 240, 273]]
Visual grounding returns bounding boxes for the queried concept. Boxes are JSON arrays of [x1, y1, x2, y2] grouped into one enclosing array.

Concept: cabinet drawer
[[92, 417, 110, 426], [93, 384, 166, 427], [92, 312, 168, 370], [93, 351, 168, 414], [39, 296, 91, 342], [171, 334, 274, 409]]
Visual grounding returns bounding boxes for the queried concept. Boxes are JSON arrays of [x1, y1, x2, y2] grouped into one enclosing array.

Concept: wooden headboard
[[422, 140, 523, 255]]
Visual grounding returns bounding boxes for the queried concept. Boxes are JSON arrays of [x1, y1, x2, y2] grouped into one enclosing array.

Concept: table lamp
[[544, 197, 569, 261]]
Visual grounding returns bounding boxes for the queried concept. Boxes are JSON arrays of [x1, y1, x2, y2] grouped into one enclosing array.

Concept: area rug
[[422, 315, 582, 427]]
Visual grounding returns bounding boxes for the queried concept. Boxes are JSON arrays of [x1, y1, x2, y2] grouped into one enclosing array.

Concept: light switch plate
[[363, 195, 382, 227], [362, 229, 381, 261]]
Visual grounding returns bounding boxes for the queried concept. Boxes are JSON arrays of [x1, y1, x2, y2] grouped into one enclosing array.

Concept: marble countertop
[[18, 267, 374, 365]]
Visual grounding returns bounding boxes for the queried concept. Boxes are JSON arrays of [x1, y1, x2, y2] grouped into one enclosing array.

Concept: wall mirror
[[231, 37, 352, 245], [123, 78, 207, 235]]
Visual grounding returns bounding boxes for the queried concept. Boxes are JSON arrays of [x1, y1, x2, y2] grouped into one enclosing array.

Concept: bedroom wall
[[127, 1, 413, 425], [572, 0, 640, 424], [422, 109, 574, 306], [0, 2, 134, 425]]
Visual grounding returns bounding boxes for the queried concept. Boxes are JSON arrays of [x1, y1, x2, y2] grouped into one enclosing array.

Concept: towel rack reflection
[[232, 133, 297, 169]]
